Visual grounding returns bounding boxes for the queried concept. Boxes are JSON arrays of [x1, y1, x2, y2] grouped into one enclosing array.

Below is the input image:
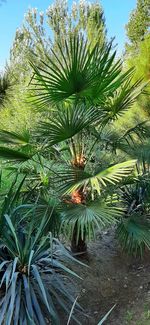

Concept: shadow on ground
[[70, 229, 150, 325]]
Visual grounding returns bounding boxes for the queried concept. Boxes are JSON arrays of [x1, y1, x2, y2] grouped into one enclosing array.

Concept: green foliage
[[62, 200, 122, 242], [46, 0, 106, 48], [127, 36, 150, 82], [0, 72, 12, 108], [117, 215, 150, 256], [36, 104, 101, 144], [1, 1, 107, 135], [2, 0, 150, 322], [56, 160, 136, 196], [125, 36, 150, 119], [0, 2, 149, 256], [0, 215, 82, 324], [126, 0, 150, 50], [0, 178, 82, 324], [116, 163, 150, 256], [9, 0, 106, 83], [30, 37, 143, 107], [0, 36, 145, 252]]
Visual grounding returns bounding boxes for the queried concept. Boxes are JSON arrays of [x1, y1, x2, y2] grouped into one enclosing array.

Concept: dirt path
[[70, 230, 150, 325]]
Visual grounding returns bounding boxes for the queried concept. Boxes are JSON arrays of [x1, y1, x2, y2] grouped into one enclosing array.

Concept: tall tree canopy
[[126, 0, 150, 52], [124, 1, 150, 118], [10, 0, 106, 82]]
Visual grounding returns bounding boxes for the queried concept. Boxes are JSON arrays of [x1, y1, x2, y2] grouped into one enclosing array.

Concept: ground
[[69, 229, 150, 325]]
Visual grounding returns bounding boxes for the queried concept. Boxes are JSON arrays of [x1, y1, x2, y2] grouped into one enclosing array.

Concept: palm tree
[[0, 36, 146, 253]]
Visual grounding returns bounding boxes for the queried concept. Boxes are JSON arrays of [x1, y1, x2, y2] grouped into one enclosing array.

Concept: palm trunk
[[71, 222, 87, 253]]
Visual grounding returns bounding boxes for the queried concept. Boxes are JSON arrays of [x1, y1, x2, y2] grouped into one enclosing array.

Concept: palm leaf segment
[[0, 129, 30, 145], [117, 215, 150, 256], [101, 77, 144, 122], [30, 36, 135, 106], [62, 200, 123, 242], [37, 104, 102, 145], [92, 121, 150, 154], [57, 160, 136, 195], [0, 129, 36, 162]]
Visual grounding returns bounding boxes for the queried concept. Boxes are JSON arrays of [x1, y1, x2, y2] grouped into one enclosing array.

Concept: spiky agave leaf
[[0, 213, 83, 324], [97, 304, 116, 325]]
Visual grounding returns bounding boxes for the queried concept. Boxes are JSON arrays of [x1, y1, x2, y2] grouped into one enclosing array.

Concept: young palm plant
[[0, 36, 146, 253], [116, 161, 150, 256]]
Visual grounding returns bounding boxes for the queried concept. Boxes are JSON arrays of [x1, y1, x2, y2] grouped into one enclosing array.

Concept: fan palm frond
[[127, 142, 150, 163], [62, 200, 123, 242], [0, 147, 34, 162], [36, 104, 101, 145], [100, 78, 144, 122], [119, 121, 150, 145], [56, 160, 136, 195], [0, 129, 31, 145], [0, 129, 37, 162], [92, 121, 150, 154], [30, 36, 138, 107], [116, 215, 150, 256]]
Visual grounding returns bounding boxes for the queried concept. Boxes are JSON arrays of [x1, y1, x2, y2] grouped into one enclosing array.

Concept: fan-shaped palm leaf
[[36, 104, 101, 145], [126, 142, 150, 163], [30, 36, 136, 106], [56, 160, 136, 195], [0, 147, 33, 162], [92, 121, 150, 154], [116, 215, 150, 256], [0, 129, 31, 146], [100, 78, 144, 122], [62, 200, 123, 242]]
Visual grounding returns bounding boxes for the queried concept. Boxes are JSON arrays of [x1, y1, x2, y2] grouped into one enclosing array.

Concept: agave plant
[[0, 36, 146, 253], [0, 206, 83, 324]]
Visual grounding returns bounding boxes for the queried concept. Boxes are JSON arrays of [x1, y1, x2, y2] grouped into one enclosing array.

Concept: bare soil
[[69, 229, 150, 325]]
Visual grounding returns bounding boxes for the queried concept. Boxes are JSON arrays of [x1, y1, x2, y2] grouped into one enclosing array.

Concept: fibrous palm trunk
[[71, 222, 87, 253]]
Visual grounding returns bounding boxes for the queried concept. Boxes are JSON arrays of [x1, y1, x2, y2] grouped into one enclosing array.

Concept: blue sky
[[0, 0, 136, 70]]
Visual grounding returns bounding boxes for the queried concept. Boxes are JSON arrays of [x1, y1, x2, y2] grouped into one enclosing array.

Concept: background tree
[[123, 0, 150, 125], [125, 0, 150, 53], [1, 1, 107, 134], [9, 0, 106, 83], [0, 71, 12, 108]]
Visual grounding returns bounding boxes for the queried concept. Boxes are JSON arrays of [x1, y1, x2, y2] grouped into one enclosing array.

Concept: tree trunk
[[71, 223, 87, 254]]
